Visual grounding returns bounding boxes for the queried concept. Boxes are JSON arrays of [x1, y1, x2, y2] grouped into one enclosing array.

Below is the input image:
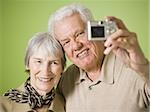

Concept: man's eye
[[63, 41, 70, 46], [76, 31, 85, 37]]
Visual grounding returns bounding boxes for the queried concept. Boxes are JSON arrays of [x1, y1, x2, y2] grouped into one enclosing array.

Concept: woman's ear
[[25, 65, 30, 73], [26, 65, 29, 70]]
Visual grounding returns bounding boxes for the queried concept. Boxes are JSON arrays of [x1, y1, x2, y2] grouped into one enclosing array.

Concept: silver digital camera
[[87, 20, 117, 40]]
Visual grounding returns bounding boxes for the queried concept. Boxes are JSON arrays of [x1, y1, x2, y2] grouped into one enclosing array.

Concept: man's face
[[54, 14, 105, 71]]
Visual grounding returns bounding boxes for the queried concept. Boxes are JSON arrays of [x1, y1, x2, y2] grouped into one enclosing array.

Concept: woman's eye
[[36, 60, 42, 64], [52, 61, 58, 65], [51, 60, 61, 66]]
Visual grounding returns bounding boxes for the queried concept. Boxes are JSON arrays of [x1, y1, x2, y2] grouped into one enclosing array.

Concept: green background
[[0, 0, 149, 95]]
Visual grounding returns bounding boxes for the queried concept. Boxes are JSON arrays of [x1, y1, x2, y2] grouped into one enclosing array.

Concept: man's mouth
[[77, 49, 89, 59]]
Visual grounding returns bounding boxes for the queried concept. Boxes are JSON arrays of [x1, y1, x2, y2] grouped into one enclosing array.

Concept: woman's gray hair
[[25, 32, 66, 72], [48, 3, 94, 36]]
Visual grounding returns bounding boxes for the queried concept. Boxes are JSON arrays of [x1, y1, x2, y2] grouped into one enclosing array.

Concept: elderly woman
[[0, 32, 66, 112]]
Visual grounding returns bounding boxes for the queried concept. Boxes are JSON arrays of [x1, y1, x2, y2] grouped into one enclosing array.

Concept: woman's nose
[[42, 64, 51, 75]]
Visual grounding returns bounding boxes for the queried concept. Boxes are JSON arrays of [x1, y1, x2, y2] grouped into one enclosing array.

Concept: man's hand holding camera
[[103, 16, 149, 81], [87, 16, 149, 81]]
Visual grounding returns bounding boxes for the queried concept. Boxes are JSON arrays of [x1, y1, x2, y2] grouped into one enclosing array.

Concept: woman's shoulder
[[49, 92, 65, 112], [0, 95, 30, 112], [0, 96, 12, 105], [0, 96, 14, 112], [0, 84, 30, 112]]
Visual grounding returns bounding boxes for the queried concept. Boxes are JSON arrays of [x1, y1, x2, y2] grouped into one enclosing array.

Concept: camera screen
[[91, 26, 104, 37]]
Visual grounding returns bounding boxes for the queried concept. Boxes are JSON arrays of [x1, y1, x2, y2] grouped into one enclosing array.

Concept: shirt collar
[[99, 52, 116, 84], [76, 52, 116, 85], [75, 68, 87, 84]]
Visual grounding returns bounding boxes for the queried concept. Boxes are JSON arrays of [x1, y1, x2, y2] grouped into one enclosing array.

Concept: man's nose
[[72, 40, 83, 51]]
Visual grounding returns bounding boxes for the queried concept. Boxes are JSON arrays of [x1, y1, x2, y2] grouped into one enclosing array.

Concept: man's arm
[[104, 16, 149, 84]]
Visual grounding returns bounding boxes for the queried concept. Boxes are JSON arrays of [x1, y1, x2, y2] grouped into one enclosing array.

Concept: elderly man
[[48, 3, 149, 112]]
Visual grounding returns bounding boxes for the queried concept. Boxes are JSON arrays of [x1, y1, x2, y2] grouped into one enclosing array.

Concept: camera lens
[[100, 21, 103, 24]]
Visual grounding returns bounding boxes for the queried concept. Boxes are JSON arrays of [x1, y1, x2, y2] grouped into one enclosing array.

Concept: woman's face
[[27, 48, 63, 96]]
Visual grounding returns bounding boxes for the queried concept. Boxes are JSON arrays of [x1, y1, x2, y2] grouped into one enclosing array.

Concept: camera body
[[87, 20, 117, 41]]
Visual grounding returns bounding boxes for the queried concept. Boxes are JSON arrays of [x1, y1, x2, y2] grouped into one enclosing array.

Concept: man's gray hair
[[25, 32, 66, 72], [48, 3, 94, 37]]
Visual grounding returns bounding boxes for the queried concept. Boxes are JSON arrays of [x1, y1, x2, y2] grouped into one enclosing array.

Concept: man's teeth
[[78, 50, 88, 58]]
